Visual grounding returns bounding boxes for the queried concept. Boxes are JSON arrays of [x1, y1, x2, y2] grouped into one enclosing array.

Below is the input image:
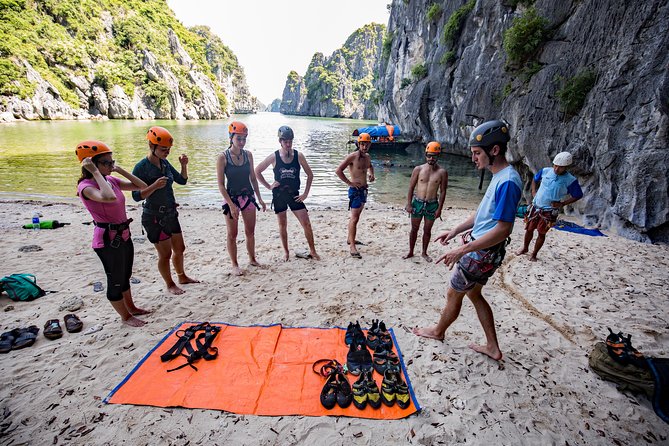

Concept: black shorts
[[94, 238, 133, 302], [272, 188, 306, 214], [141, 211, 182, 243]]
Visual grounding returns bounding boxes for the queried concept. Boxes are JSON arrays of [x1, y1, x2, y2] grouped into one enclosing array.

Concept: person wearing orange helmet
[[335, 132, 375, 259], [131, 126, 199, 295], [216, 121, 266, 276], [255, 125, 320, 261], [75, 140, 151, 327], [403, 141, 449, 262]]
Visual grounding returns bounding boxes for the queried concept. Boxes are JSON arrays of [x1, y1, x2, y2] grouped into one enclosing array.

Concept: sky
[[166, 0, 390, 105]]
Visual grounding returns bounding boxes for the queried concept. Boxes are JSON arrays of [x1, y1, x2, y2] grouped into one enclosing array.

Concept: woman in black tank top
[[216, 121, 266, 276]]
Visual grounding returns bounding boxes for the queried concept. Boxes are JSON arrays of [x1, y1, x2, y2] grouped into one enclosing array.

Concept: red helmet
[[146, 126, 174, 147], [228, 121, 248, 138], [75, 140, 112, 162]]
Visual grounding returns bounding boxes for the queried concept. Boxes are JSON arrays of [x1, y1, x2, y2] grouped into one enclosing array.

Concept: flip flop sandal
[[44, 319, 63, 340], [295, 252, 313, 260], [350, 252, 362, 259], [12, 326, 39, 350], [64, 314, 83, 333], [0, 329, 19, 353], [93, 281, 104, 292]]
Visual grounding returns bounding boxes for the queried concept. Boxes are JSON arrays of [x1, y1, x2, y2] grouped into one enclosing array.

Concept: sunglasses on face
[[426, 154, 439, 158], [98, 159, 115, 167]]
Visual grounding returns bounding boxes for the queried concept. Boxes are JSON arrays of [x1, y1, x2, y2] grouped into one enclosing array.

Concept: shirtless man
[[404, 142, 448, 262], [255, 125, 320, 262], [335, 132, 375, 259]]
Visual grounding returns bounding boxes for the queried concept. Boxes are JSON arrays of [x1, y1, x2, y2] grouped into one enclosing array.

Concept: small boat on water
[[349, 125, 418, 151]]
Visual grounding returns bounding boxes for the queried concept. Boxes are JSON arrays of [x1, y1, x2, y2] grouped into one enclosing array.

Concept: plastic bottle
[[32, 213, 40, 231]]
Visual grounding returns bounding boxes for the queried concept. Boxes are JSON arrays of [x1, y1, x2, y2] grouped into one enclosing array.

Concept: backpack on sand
[[0, 274, 46, 301], [589, 329, 669, 424]]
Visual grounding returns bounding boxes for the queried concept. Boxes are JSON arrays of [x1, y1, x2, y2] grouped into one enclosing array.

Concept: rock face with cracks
[[376, 0, 669, 241]]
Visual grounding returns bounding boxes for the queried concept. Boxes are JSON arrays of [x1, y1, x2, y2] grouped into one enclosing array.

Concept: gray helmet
[[468, 120, 511, 147], [278, 126, 294, 140]]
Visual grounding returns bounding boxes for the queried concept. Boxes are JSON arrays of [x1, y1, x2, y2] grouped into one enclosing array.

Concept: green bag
[[0, 274, 47, 301], [589, 342, 654, 397]]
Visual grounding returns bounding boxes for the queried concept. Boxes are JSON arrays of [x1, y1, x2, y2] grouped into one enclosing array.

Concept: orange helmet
[[75, 140, 112, 162], [425, 141, 442, 154], [358, 133, 372, 143], [146, 126, 174, 147], [228, 121, 248, 138]]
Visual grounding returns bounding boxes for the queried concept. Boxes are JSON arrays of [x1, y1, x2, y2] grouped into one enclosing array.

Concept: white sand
[[0, 199, 668, 445]]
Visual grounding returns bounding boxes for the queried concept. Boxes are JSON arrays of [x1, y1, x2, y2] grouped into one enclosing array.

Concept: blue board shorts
[[348, 186, 368, 209]]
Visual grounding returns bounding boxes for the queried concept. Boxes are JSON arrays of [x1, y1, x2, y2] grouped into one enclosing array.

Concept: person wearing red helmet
[[216, 121, 266, 276], [255, 125, 320, 261], [132, 126, 199, 295], [335, 132, 375, 258], [75, 140, 150, 327], [403, 142, 449, 262]]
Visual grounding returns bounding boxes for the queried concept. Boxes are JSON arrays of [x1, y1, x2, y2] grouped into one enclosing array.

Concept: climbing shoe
[[335, 371, 353, 408], [381, 369, 396, 406], [345, 321, 365, 346], [392, 370, 411, 409], [364, 370, 382, 409], [347, 340, 373, 375], [352, 373, 367, 410], [320, 372, 339, 409]]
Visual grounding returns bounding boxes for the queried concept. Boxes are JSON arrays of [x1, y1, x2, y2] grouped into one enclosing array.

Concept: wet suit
[[132, 157, 187, 243], [272, 149, 306, 213], [222, 149, 259, 218]]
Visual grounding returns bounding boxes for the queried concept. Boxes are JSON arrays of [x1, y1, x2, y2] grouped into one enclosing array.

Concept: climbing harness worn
[[348, 186, 368, 210], [222, 188, 260, 218], [160, 322, 221, 372], [458, 231, 510, 279], [94, 218, 133, 248]]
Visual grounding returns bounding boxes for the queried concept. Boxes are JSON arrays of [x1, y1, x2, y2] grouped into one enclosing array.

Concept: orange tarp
[[105, 322, 421, 419]]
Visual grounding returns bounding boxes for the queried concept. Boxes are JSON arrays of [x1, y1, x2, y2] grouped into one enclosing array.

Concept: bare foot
[[310, 252, 321, 261], [231, 266, 244, 276], [283, 252, 290, 262], [122, 316, 146, 327], [129, 308, 152, 316], [402, 253, 414, 259], [167, 284, 186, 295], [177, 274, 200, 284], [249, 259, 261, 267], [421, 253, 433, 263], [412, 326, 445, 341], [529, 255, 538, 262], [469, 343, 503, 360], [515, 248, 528, 255]]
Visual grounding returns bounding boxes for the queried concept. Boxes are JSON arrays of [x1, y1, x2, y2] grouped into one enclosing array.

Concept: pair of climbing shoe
[[347, 339, 373, 375], [344, 321, 365, 346], [313, 359, 353, 409], [373, 344, 400, 375], [606, 327, 648, 369], [352, 370, 382, 410], [380, 369, 411, 409], [366, 319, 393, 351], [0, 326, 39, 352]]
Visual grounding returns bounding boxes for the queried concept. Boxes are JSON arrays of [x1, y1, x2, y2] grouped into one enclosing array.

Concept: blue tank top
[[224, 149, 253, 195], [273, 149, 300, 193]]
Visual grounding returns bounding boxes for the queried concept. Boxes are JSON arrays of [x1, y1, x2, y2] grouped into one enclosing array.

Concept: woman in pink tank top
[[75, 140, 150, 327]]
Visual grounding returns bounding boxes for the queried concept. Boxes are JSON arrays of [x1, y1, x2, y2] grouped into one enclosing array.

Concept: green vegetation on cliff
[[503, 7, 549, 64], [0, 0, 243, 111]]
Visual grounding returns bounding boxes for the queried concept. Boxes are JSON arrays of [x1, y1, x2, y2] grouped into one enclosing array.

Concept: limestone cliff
[[0, 0, 256, 121], [377, 0, 669, 241], [280, 23, 385, 119]]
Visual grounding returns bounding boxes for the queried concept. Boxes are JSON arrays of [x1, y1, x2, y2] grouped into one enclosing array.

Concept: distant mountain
[[0, 0, 258, 121], [280, 23, 385, 119], [266, 99, 281, 113]]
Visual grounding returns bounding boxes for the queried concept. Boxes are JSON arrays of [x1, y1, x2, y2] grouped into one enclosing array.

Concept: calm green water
[[0, 113, 487, 208]]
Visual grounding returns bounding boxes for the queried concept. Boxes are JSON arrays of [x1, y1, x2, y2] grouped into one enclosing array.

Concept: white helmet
[[553, 152, 573, 167]]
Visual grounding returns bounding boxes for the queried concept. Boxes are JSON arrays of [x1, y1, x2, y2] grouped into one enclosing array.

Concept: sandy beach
[[0, 198, 667, 445]]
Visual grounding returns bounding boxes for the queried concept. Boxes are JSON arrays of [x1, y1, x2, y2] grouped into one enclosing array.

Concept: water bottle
[[32, 213, 40, 231]]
